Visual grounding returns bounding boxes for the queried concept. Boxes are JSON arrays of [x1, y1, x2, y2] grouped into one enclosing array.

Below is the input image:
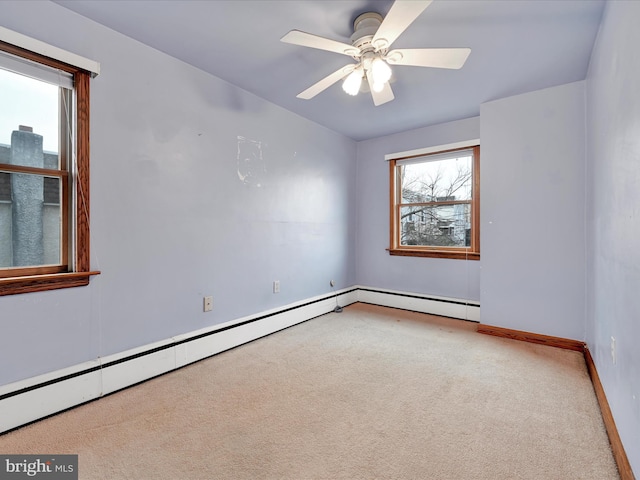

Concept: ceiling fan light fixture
[[281, 0, 468, 105], [371, 57, 392, 85], [372, 81, 385, 93], [342, 68, 363, 96]]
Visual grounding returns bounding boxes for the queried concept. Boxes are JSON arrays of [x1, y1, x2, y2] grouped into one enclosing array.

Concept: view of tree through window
[[400, 154, 472, 247], [389, 146, 480, 260]]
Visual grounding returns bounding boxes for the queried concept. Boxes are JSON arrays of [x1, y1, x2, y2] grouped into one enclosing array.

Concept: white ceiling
[[54, 0, 605, 141]]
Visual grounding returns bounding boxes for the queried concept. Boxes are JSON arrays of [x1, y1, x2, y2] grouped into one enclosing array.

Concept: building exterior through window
[[0, 32, 98, 295], [389, 145, 480, 260], [0, 126, 61, 268]]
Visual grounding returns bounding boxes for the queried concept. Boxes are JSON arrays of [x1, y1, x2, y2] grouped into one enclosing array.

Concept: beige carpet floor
[[0, 303, 619, 479]]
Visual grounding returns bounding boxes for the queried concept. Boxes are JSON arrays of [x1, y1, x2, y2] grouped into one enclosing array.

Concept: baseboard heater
[[0, 286, 478, 434]]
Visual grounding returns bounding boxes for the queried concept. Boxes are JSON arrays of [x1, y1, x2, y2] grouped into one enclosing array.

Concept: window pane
[[0, 172, 61, 268], [400, 204, 471, 247], [0, 67, 60, 168], [400, 154, 472, 203]]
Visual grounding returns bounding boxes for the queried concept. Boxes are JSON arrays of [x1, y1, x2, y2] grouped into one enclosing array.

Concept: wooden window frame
[[388, 145, 480, 261], [0, 41, 99, 296]]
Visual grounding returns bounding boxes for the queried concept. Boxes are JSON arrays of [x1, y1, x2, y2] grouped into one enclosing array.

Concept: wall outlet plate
[[203, 296, 213, 312], [273, 280, 280, 293]]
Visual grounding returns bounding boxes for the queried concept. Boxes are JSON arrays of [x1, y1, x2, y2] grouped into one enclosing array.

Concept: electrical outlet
[[330, 280, 335, 287], [273, 280, 280, 293], [203, 296, 213, 312], [611, 336, 616, 365]]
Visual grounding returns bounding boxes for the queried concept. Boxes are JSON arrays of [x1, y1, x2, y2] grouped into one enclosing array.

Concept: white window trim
[[0, 26, 100, 77], [385, 139, 480, 162]]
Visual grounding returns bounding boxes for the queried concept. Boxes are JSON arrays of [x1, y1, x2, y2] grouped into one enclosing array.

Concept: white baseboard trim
[[0, 366, 102, 434], [0, 288, 358, 433], [0, 286, 478, 433], [355, 286, 480, 322]]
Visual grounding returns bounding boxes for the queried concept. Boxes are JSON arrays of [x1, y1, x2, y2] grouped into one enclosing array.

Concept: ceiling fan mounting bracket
[[353, 12, 383, 33], [351, 12, 384, 53]]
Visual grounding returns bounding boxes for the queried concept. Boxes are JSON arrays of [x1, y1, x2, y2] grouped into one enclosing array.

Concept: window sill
[[388, 248, 480, 261], [0, 271, 101, 296]]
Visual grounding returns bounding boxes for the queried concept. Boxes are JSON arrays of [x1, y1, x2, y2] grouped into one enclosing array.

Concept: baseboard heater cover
[[0, 287, 479, 434], [356, 286, 480, 322], [0, 288, 359, 433]]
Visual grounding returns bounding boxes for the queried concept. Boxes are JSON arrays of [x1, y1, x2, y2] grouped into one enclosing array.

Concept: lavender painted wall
[[355, 117, 480, 301], [0, 1, 356, 385], [480, 82, 586, 341], [2, 4, 637, 471], [586, 0, 640, 473]]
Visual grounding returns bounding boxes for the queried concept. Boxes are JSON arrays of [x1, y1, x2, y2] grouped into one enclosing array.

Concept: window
[[0, 39, 97, 295], [389, 145, 480, 260]]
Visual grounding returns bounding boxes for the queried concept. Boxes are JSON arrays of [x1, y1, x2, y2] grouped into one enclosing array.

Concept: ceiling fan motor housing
[[351, 12, 384, 53]]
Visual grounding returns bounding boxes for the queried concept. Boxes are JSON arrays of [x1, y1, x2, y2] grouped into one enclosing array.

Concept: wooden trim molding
[[388, 248, 480, 261], [471, 145, 480, 254], [0, 271, 100, 296], [388, 159, 397, 252], [0, 45, 95, 296], [584, 348, 636, 480], [0, 163, 69, 177], [0, 40, 72, 74], [388, 145, 480, 261], [75, 70, 91, 273], [478, 324, 635, 479], [477, 324, 586, 351]]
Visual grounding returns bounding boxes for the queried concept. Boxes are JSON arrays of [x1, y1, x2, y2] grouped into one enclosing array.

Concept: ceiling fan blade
[[366, 73, 394, 106], [297, 64, 356, 100], [281, 30, 360, 57], [372, 0, 433, 51], [386, 48, 471, 69]]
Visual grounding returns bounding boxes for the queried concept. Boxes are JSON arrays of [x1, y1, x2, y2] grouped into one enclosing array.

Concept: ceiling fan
[[281, 0, 470, 106]]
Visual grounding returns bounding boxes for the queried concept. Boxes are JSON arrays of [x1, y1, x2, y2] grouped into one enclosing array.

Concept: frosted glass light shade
[[372, 81, 385, 93], [342, 69, 363, 96], [371, 57, 392, 85]]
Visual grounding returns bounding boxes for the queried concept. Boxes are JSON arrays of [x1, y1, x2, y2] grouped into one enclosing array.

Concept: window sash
[[0, 57, 71, 276], [395, 148, 474, 167], [0, 49, 73, 88], [399, 199, 472, 207], [0, 38, 97, 294], [0, 163, 68, 178], [0, 170, 69, 277], [389, 145, 480, 260]]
